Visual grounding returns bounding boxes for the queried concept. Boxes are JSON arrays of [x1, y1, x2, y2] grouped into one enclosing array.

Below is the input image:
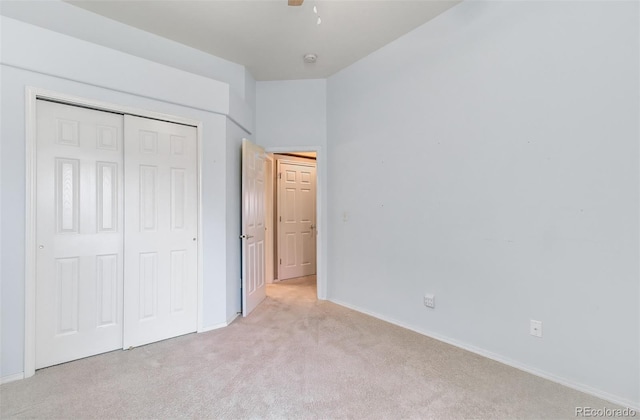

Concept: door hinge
[[280, 258, 282, 265], [279, 216, 282, 222], [278, 173, 282, 179]]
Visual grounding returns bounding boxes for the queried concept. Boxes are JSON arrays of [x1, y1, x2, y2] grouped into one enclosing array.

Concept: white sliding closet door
[[123, 115, 198, 348], [35, 100, 124, 369]]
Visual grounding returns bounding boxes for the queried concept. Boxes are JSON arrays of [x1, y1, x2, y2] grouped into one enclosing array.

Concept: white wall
[[327, 1, 639, 408], [256, 80, 326, 148], [244, 69, 257, 133], [256, 80, 328, 297], [0, 17, 251, 379], [0, 0, 248, 100]]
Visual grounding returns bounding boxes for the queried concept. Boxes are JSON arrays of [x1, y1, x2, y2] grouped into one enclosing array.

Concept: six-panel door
[[123, 115, 198, 348], [277, 160, 317, 281], [36, 100, 125, 368]]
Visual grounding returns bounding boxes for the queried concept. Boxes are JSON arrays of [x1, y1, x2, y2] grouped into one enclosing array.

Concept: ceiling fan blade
[[288, 0, 303, 6]]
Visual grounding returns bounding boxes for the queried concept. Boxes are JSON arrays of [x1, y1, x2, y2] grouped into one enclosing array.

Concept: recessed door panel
[[55, 257, 80, 335], [171, 168, 186, 230], [301, 232, 313, 266], [170, 135, 185, 156], [284, 188, 296, 223], [139, 252, 158, 320], [285, 233, 296, 267], [139, 165, 158, 232], [56, 119, 79, 147], [256, 241, 264, 289], [170, 250, 187, 313], [96, 254, 118, 327], [139, 130, 158, 154], [300, 189, 312, 222], [97, 126, 119, 151], [248, 243, 256, 293], [97, 162, 118, 232]]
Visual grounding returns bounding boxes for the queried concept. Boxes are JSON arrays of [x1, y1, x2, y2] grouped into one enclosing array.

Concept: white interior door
[[242, 139, 266, 316], [123, 115, 198, 348], [36, 100, 124, 368], [277, 159, 317, 280]]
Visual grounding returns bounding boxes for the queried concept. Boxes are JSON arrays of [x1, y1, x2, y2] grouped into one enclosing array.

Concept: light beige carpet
[[0, 276, 622, 419]]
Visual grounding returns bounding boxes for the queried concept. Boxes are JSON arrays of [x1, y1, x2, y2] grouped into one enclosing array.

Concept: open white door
[[242, 139, 266, 316]]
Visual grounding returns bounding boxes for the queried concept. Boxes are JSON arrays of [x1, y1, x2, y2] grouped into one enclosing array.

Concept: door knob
[[310, 224, 315, 229], [38, 245, 44, 249], [239, 234, 254, 239]]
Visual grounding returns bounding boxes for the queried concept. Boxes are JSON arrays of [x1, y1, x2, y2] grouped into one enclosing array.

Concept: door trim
[[264, 154, 275, 284], [264, 146, 326, 301], [24, 86, 205, 378]]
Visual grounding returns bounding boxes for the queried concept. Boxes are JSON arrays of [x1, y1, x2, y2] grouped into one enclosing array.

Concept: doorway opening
[[265, 151, 318, 299]]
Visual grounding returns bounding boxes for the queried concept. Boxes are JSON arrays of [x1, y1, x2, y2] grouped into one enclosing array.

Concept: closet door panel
[[123, 115, 198, 348], [35, 100, 124, 369]]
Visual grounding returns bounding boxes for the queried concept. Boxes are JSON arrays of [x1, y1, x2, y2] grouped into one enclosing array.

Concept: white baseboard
[[198, 313, 240, 333], [329, 298, 639, 411], [4, 314, 243, 384], [198, 322, 229, 333], [1, 372, 25, 384], [226, 312, 240, 326]]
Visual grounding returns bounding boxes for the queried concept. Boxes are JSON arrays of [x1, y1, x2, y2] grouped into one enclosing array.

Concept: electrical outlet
[[530, 320, 542, 338], [424, 294, 435, 309]]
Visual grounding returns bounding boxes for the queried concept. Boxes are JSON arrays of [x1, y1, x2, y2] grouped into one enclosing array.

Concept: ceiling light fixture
[[317, 16, 322, 25], [313, 5, 317, 14]]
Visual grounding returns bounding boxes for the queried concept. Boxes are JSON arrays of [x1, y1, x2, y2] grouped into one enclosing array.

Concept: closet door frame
[[24, 87, 204, 378]]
